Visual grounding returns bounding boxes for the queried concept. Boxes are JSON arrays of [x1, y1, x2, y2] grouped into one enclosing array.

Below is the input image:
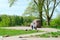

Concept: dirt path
[[1, 26, 60, 32], [2, 37, 60, 40]]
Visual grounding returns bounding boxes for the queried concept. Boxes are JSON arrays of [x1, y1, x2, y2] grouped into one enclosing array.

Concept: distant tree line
[[0, 15, 36, 27], [0, 14, 60, 28]]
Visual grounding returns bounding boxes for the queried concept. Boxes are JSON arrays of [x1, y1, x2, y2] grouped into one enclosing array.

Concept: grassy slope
[[36, 31, 60, 38], [0, 29, 42, 36]]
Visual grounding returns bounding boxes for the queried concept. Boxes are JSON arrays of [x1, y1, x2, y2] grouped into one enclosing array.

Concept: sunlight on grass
[[36, 31, 60, 38], [0, 28, 43, 36]]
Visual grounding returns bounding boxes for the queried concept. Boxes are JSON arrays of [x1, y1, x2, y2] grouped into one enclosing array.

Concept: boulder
[[30, 19, 41, 28]]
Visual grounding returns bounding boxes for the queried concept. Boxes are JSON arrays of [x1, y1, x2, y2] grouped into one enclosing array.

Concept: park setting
[[0, 0, 60, 40]]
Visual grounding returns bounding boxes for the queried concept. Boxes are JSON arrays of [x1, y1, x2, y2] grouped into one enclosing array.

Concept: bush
[[0, 15, 36, 27], [50, 16, 60, 29]]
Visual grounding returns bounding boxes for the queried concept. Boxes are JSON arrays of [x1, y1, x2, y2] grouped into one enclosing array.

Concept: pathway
[[1, 26, 60, 32], [0, 26, 60, 40]]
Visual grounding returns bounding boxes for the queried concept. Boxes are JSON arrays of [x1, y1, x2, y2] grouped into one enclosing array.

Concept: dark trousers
[[31, 26, 33, 30], [31, 26, 37, 30]]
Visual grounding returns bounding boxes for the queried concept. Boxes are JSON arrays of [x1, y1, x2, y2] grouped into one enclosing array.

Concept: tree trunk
[[47, 18, 50, 26], [39, 11, 43, 28]]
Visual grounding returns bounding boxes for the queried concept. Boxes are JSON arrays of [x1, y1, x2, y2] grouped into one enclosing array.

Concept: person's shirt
[[33, 22, 37, 27], [30, 21, 37, 27], [30, 23, 33, 27]]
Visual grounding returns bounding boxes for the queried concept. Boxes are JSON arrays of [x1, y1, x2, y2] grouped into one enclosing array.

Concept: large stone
[[31, 19, 41, 28]]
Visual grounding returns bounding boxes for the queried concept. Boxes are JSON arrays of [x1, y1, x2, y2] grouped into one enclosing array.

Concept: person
[[30, 22, 37, 30], [33, 22, 37, 30], [30, 23, 34, 30]]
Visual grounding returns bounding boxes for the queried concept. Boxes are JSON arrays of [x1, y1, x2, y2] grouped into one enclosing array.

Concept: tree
[[9, 0, 45, 27], [33, 0, 45, 27], [23, 1, 38, 17], [44, 0, 60, 26], [23, 0, 60, 26]]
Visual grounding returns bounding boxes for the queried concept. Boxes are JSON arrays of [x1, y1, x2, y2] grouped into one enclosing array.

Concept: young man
[[30, 22, 37, 30], [30, 23, 34, 30], [33, 22, 37, 30]]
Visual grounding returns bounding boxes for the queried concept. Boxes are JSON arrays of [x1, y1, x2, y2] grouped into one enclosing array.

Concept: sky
[[0, 0, 60, 18], [0, 0, 31, 16]]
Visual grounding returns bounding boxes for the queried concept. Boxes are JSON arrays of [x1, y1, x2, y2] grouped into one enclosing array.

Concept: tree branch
[[33, 0, 38, 6], [50, 0, 56, 19], [55, 1, 60, 7], [44, 0, 49, 18]]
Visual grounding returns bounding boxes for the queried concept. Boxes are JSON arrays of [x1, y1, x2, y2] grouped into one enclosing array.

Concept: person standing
[[33, 22, 37, 30], [30, 22, 37, 30], [30, 23, 34, 30]]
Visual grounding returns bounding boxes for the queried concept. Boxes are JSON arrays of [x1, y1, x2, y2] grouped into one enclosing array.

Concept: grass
[[49, 25, 60, 29], [0, 28, 43, 36], [36, 31, 60, 38]]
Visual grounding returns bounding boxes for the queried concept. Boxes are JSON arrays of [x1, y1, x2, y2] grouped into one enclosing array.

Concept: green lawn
[[36, 31, 60, 38], [0, 28, 43, 36]]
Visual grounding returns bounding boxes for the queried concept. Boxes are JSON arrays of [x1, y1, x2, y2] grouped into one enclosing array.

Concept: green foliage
[[0, 15, 36, 27], [23, 1, 38, 17], [23, 16, 36, 26], [0, 15, 11, 27], [50, 15, 60, 29], [9, 0, 16, 7]]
